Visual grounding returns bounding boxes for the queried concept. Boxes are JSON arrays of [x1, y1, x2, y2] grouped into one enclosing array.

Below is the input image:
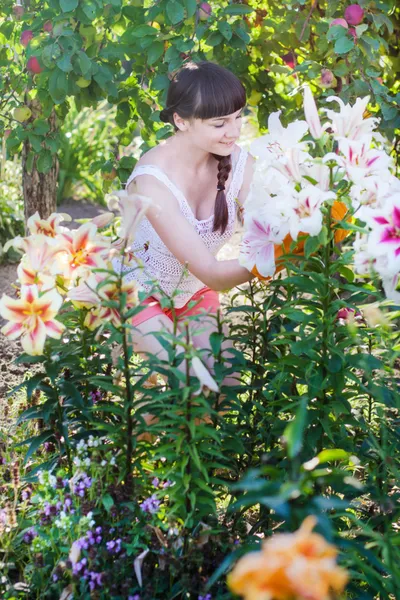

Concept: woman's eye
[[214, 124, 224, 128]]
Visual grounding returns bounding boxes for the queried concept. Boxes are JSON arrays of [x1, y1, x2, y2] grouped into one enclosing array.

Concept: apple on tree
[[198, 2, 212, 20], [20, 30, 34, 47], [27, 56, 43, 74], [13, 106, 32, 122]]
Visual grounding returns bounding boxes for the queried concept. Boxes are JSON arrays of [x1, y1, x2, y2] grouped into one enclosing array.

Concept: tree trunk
[[22, 98, 58, 227]]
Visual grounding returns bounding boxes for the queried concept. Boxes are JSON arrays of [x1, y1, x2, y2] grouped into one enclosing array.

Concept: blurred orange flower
[[227, 516, 348, 600]]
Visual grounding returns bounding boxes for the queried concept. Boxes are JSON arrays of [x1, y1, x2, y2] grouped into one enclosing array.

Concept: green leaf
[[23, 431, 55, 464], [60, 0, 79, 12], [326, 24, 348, 42], [32, 119, 50, 135], [28, 133, 43, 153], [317, 449, 349, 463], [283, 397, 308, 459], [37, 150, 53, 174], [206, 31, 223, 46], [223, 5, 254, 15], [166, 0, 185, 25], [57, 52, 73, 73], [218, 21, 232, 41], [304, 234, 321, 258], [82, 1, 98, 20], [49, 68, 68, 104], [334, 36, 355, 54], [209, 332, 222, 356], [121, 25, 159, 41], [78, 51, 92, 76], [148, 41, 164, 65], [151, 73, 170, 91], [102, 493, 115, 512], [183, 0, 197, 18]]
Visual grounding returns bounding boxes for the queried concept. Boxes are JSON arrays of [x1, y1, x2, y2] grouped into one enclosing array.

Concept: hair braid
[[212, 154, 232, 234]]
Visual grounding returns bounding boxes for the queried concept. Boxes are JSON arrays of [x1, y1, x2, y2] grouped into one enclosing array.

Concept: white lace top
[[115, 146, 248, 308]]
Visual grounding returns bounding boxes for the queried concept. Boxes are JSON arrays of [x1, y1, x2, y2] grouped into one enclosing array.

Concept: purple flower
[[72, 557, 87, 576], [140, 494, 160, 515], [23, 528, 37, 544], [88, 571, 103, 590], [52, 573, 59, 582], [90, 389, 102, 404], [163, 480, 173, 489], [152, 477, 160, 487], [106, 538, 122, 554], [128, 595, 140, 600], [198, 595, 212, 600]]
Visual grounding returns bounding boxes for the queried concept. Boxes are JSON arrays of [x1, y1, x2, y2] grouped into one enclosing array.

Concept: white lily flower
[[324, 95, 381, 142], [289, 186, 336, 241], [303, 85, 330, 140], [192, 356, 219, 394], [300, 161, 331, 191], [327, 138, 393, 184], [250, 111, 309, 162]]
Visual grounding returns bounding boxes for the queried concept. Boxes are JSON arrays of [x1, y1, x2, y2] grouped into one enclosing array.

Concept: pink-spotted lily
[[16, 237, 63, 292], [27, 211, 71, 238], [0, 285, 65, 355], [68, 274, 140, 330], [289, 186, 336, 241], [366, 197, 400, 276], [239, 211, 289, 278], [57, 222, 110, 283], [324, 138, 392, 185]]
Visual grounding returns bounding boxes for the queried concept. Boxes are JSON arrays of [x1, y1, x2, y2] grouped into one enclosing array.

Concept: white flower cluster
[[240, 87, 400, 300], [37, 469, 57, 488]]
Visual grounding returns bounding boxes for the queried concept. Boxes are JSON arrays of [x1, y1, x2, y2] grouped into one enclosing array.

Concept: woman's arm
[[128, 175, 253, 292]]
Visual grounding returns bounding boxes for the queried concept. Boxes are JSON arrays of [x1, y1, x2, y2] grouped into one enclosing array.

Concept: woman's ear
[[173, 112, 189, 131]]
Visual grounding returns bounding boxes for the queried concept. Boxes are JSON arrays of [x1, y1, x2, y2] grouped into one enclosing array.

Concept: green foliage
[[0, 158, 24, 255], [57, 100, 122, 204], [1, 0, 398, 204]]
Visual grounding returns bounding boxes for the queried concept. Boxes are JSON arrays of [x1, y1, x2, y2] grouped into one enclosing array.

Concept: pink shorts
[[131, 287, 220, 327]]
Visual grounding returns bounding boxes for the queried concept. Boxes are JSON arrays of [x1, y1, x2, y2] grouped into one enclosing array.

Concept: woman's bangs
[[194, 75, 246, 120]]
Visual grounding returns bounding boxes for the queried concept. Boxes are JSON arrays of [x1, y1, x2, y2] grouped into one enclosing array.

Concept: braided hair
[[159, 61, 246, 234]]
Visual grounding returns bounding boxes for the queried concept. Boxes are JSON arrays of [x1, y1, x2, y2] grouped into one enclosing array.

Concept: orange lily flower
[[228, 516, 349, 600], [0, 285, 65, 355]]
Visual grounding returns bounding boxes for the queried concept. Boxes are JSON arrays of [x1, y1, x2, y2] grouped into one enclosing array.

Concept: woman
[[120, 61, 256, 391]]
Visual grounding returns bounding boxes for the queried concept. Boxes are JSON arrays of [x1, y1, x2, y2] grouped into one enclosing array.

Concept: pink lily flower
[[57, 223, 110, 283], [239, 212, 289, 277], [71, 275, 140, 330], [16, 238, 63, 292], [366, 198, 400, 276], [0, 285, 65, 355], [325, 139, 392, 184]]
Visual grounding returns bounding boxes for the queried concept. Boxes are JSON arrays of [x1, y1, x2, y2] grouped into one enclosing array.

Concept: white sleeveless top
[[115, 146, 248, 308]]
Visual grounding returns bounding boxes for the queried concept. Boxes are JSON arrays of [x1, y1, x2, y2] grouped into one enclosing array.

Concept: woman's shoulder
[[135, 141, 173, 171]]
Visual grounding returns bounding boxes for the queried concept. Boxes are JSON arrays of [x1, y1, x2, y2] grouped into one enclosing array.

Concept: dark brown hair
[[159, 61, 246, 234]]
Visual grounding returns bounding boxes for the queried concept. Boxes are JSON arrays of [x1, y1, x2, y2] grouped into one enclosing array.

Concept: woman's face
[[174, 107, 244, 155]]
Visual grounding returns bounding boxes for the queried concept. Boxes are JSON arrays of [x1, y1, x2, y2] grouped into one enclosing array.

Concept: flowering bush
[[240, 87, 400, 294]]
